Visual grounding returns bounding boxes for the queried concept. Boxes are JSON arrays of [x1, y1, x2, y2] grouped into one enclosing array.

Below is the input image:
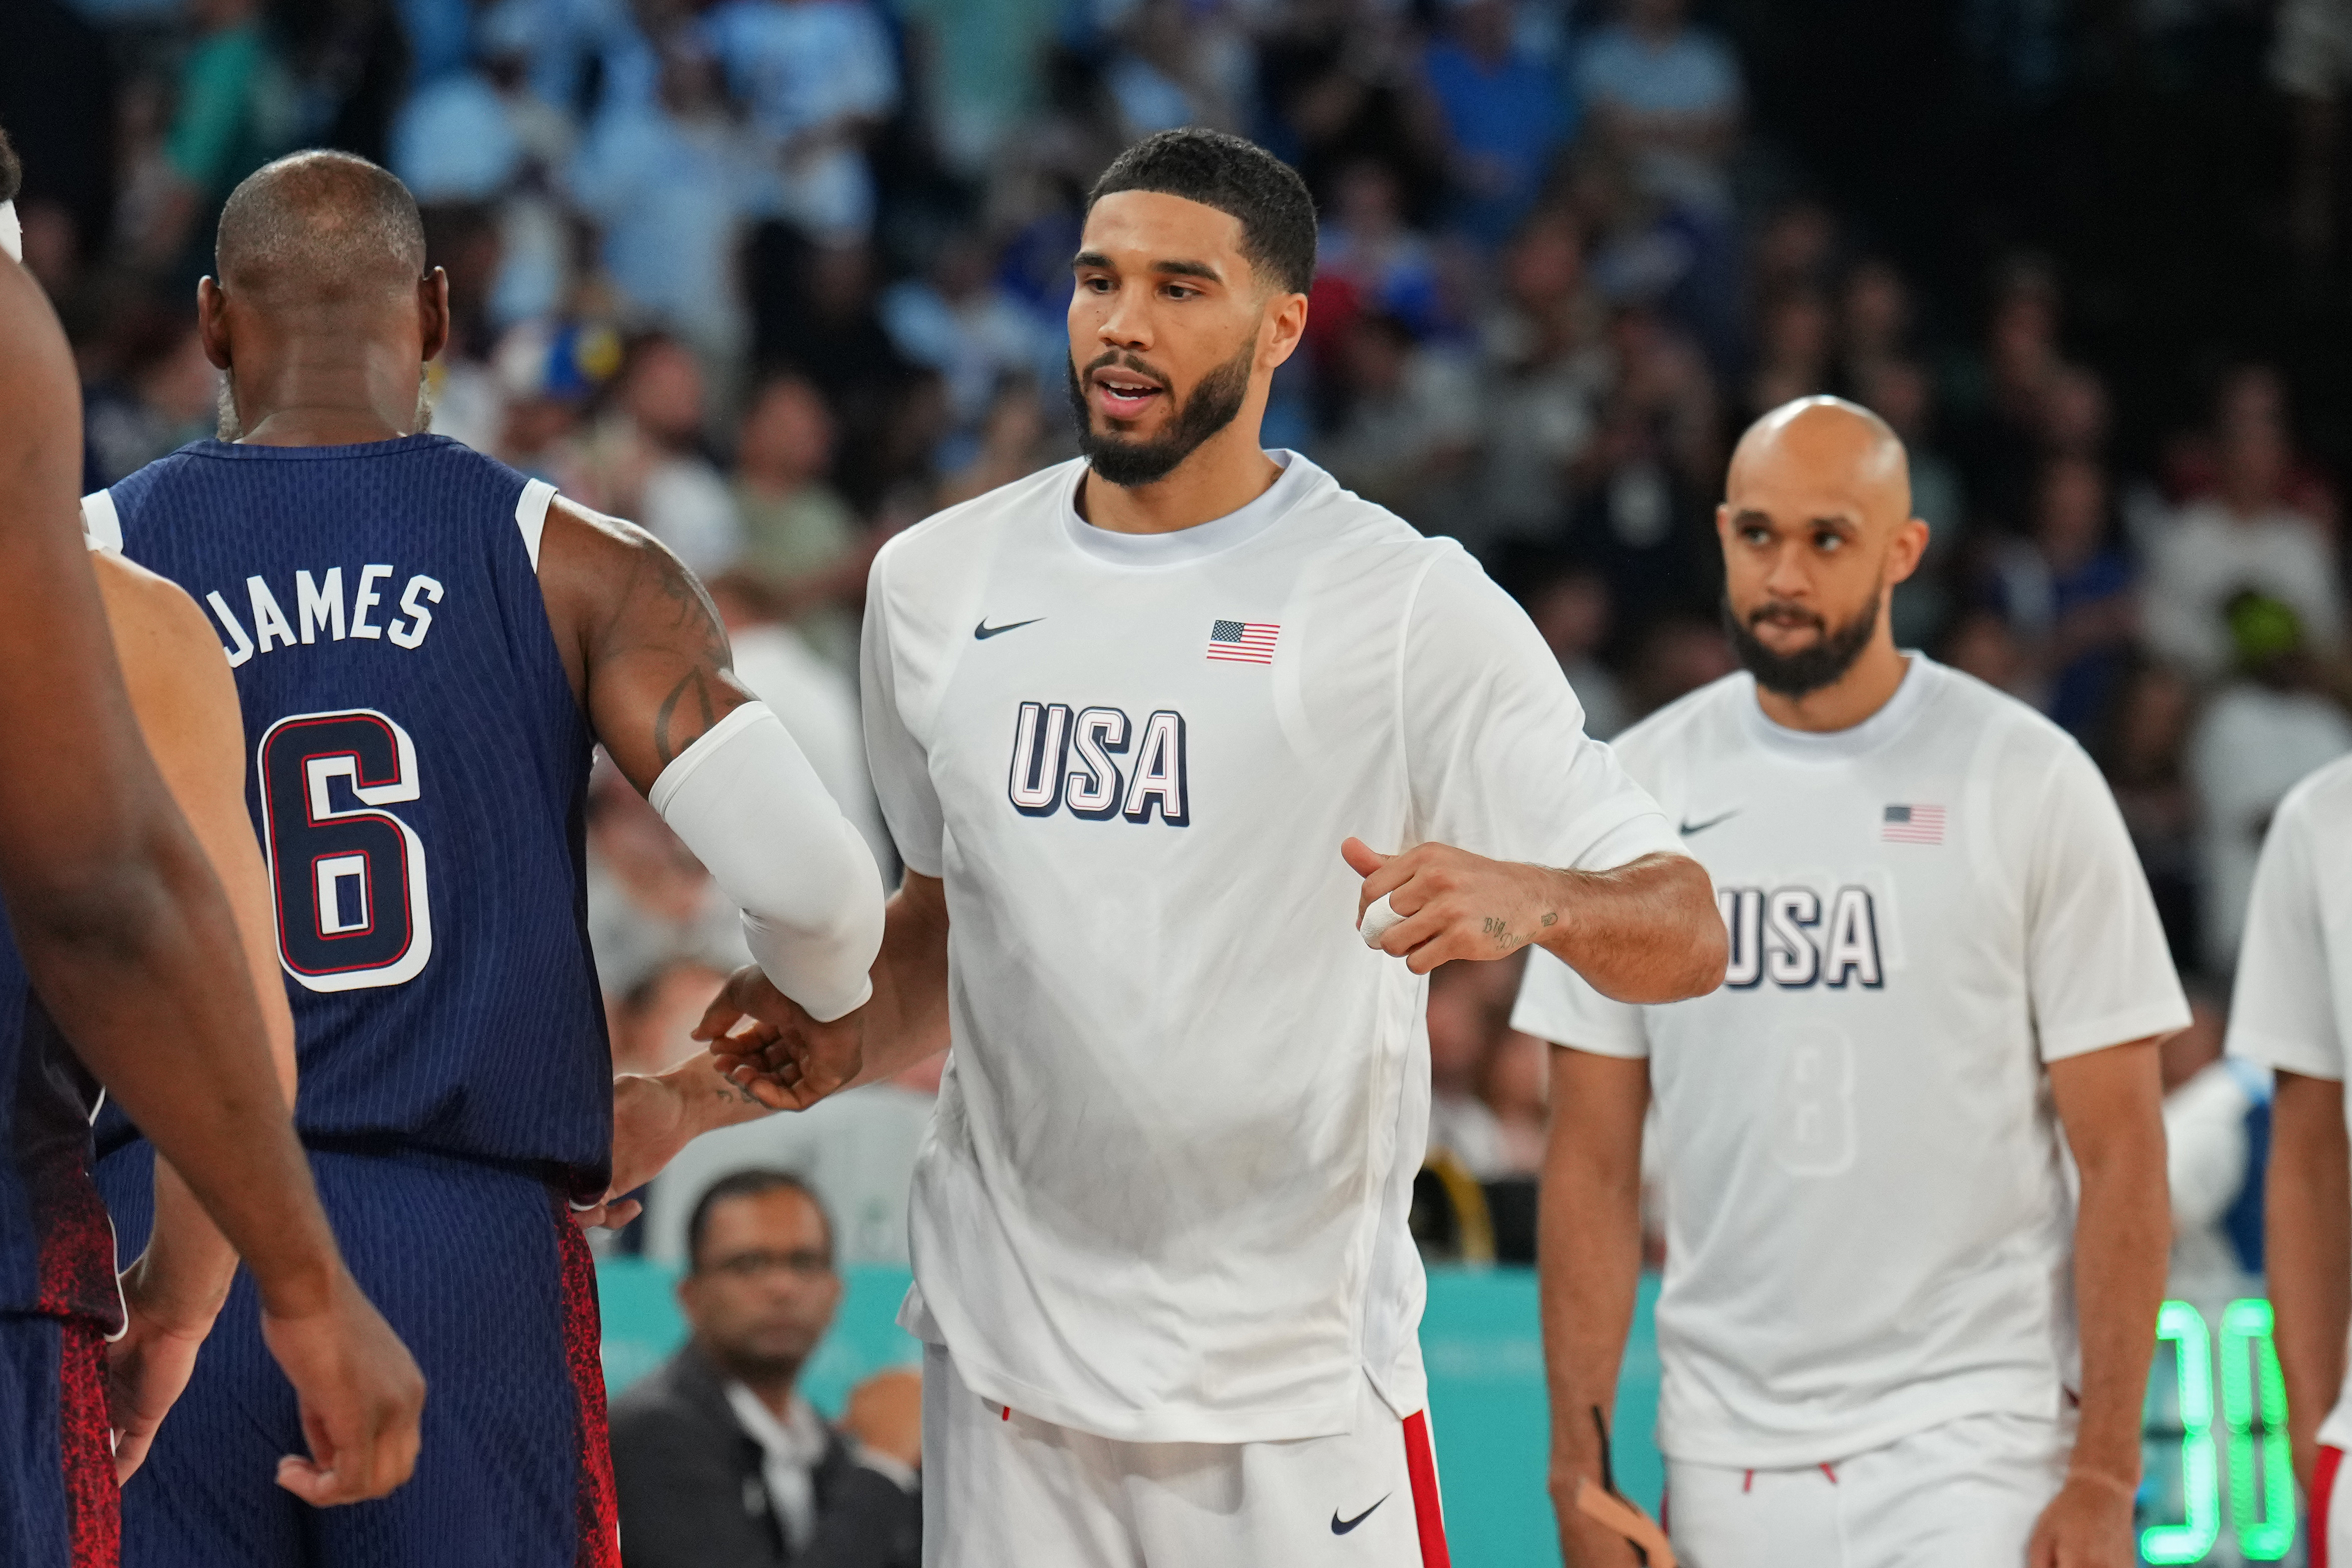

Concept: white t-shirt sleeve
[[1512, 946, 1652, 1059], [2022, 742, 2192, 1062], [1400, 547, 1681, 872], [860, 547, 946, 879], [2228, 789, 2344, 1080]]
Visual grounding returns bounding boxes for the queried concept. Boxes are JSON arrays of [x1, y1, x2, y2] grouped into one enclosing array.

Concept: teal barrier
[[598, 1263, 2288, 1567], [598, 1261, 1654, 1566]]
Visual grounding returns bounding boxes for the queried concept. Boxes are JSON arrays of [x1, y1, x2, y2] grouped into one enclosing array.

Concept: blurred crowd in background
[[9, 0, 2352, 1274]]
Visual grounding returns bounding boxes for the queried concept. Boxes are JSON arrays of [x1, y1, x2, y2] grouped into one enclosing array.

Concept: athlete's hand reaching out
[[1344, 838, 1560, 973], [694, 964, 867, 1111], [2026, 1473, 2137, 1568], [257, 1267, 426, 1505]]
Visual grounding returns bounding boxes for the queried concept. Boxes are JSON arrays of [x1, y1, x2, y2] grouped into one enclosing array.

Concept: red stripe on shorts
[[2318, 1445, 2345, 1568], [56, 1320, 120, 1568], [553, 1200, 621, 1568], [1402, 1410, 1452, 1568]]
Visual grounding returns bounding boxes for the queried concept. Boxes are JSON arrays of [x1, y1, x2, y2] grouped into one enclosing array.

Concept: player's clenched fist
[[693, 964, 867, 1111], [1345, 837, 1561, 973], [257, 1266, 426, 1505]]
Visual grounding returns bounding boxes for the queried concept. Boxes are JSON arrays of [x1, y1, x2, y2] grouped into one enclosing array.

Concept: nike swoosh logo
[[1332, 1495, 1389, 1534], [973, 617, 1044, 640], [1680, 809, 1740, 836]]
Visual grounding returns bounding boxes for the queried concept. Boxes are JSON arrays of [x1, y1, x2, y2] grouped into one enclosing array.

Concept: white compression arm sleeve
[[649, 702, 885, 1022]]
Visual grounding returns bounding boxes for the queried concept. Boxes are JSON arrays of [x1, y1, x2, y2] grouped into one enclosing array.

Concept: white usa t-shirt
[[1514, 658, 2188, 1467], [2224, 755, 2352, 1450], [864, 452, 1681, 1444]]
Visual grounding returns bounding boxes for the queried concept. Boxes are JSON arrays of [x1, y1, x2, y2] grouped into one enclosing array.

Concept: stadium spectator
[[568, 45, 764, 362], [1951, 255, 2065, 536], [1314, 310, 1480, 530], [1101, 0, 1257, 143], [728, 373, 866, 654], [2189, 595, 2352, 971], [747, 239, 911, 439], [1837, 258, 1912, 390], [1742, 287, 1833, 420], [2095, 660, 2205, 968], [2143, 417, 2346, 679], [1983, 455, 2137, 737], [879, 231, 1060, 449], [701, 0, 898, 245], [643, 1057, 942, 1271], [612, 1171, 922, 1567], [2274, 0, 2352, 269], [2161, 361, 2338, 533], [561, 333, 742, 576], [396, 15, 580, 328], [897, 0, 1064, 175], [1574, 0, 1744, 213], [1256, 0, 1444, 211], [935, 374, 1063, 508], [136, 0, 294, 269], [1420, 0, 1574, 246], [1472, 207, 1607, 545], [81, 298, 221, 484], [1426, 956, 1516, 1182], [1315, 159, 1445, 339], [1520, 558, 1631, 739]]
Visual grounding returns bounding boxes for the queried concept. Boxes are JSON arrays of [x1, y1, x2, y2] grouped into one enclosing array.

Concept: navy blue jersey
[[90, 435, 610, 1195], [0, 900, 117, 1327]]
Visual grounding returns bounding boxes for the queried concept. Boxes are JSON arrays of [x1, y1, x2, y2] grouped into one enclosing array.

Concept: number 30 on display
[[2143, 1298, 2293, 1564]]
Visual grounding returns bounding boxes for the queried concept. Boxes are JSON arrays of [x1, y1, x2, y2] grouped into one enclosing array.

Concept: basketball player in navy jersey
[[84, 150, 886, 1567], [0, 133, 422, 1561]]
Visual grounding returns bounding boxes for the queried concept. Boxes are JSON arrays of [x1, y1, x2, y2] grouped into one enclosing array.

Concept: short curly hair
[[1087, 129, 1317, 296]]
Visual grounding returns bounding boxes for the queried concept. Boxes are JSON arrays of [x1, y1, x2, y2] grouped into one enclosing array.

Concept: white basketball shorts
[[919, 1343, 1452, 1568], [1664, 1410, 2070, 1567]]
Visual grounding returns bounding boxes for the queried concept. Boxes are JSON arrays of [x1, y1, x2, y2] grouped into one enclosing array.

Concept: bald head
[[1716, 395, 1929, 708], [1728, 396, 1911, 530], [216, 151, 425, 307]]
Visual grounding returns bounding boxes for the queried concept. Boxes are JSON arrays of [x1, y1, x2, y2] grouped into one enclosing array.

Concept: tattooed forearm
[[653, 668, 719, 767], [647, 547, 730, 664]]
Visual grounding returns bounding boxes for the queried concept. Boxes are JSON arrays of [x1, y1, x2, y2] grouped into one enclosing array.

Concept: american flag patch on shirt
[[1207, 619, 1279, 664], [1882, 804, 1946, 844]]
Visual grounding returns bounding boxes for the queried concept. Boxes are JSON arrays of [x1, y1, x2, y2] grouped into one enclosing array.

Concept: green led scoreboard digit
[[2140, 1297, 2293, 1565], [2216, 1300, 2293, 1560]]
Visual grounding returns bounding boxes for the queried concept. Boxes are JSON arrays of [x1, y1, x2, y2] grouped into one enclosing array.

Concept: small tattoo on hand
[[1541, 912, 1557, 927]]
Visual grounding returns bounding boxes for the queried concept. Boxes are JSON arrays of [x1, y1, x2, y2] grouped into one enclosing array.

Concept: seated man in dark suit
[[612, 1168, 923, 1567]]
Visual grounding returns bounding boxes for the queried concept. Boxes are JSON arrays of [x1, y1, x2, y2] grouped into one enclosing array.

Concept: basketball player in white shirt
[[2227, 756, 2352, 1566], [676, 128, 1728, 1566], [1519, 398, 2186, 1568]]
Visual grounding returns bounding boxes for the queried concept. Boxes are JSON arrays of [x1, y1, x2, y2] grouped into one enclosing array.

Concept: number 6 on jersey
[[258, 708, 433, 992]]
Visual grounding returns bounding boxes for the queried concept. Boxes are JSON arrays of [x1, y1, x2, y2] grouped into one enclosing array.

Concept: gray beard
[[217, 373, 436, 441]]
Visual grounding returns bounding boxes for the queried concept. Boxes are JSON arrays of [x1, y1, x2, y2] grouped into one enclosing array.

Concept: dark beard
[[1066, 341, 1253, 488], [1722, 592, 1881, 699]]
